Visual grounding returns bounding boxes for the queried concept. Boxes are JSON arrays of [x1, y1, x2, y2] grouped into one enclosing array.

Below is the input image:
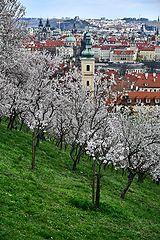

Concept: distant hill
[[20, 18, 58, 28], [20, 17, 89, 30]]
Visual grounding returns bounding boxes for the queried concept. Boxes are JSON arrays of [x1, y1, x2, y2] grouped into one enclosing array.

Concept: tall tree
[[109, 107, 160, 199]]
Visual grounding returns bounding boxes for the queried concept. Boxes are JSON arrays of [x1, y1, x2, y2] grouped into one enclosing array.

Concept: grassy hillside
[[0, 121, 160, 240]]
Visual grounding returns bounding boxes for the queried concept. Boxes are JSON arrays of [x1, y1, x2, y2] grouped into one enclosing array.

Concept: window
[[136, 98, 141, 103], [86, 65, 90, 71], [155, 99, 160, 104], [127, 99, 132, 103], [87, 81, 90, 86], [146, 98, 150, 103]]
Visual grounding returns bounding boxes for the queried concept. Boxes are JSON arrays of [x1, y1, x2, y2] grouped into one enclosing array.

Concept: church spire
[[38, 18, 43, 28], [156, 27, 159, 36], [45, 18, 51, 28]]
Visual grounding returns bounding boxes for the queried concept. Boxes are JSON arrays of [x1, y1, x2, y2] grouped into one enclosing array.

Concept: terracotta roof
[[93, 45, 101, 48], [105, 69, 119, 75], [101, 45, 111, 50], [113, 49, 134, 55], [98, 37, 105, 43], [127, 91, 160, 99], [136, 42, 149, 48], [139, 47, 155, 51], [137, 43, 155, 51], [25, 40, 65, 49], [44, 40, 64, 47], [125, 73, 160, 88], [108, 37, 117, 42]]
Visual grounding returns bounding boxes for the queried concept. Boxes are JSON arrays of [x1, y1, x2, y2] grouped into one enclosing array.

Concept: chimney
[[145, 73, 148, 79], [153, 73, 156, 77]]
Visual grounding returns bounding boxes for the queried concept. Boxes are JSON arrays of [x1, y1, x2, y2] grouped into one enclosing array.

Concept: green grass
[[0, 121, 160, 240]]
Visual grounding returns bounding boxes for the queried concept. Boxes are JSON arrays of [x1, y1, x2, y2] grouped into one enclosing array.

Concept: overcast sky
[[20, 0, 159, 20]]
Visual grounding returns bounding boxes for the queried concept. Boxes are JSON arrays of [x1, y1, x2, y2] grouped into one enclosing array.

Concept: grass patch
[[0, 121, 160, 240]]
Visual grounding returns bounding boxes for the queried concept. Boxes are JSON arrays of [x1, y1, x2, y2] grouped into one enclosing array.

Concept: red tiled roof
[[98, 37, 105, 43], [93, 45, 101, 48], [44, 40, 64, 47], [139, 47, 155, 51], [101, 45, 111, 50], [108, 37, 117, 42], [125, 73, 160, 88], [136, 42, 155, 51], [105, 69, 119, 75], [128, 91, 160, 99], [113, 49, 134, 55], [110, 91, 160, 106], [25, 40, 65, 49]]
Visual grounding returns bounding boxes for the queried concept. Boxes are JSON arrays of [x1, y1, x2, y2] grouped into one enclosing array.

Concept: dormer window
[[155, 99, 160, 104], [136, 98, 141, 103], [127, 99, 132, 103], [146, 98, 150, 103]]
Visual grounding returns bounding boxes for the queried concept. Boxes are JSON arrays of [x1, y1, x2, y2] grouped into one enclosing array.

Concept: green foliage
[[0, 121, 160, 240]]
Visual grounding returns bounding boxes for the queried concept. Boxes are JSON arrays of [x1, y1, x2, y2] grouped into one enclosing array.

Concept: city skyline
[[20, 0, 159, 20]]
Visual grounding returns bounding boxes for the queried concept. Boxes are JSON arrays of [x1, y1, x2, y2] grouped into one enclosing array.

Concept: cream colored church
[[80, 32, 95, 93]]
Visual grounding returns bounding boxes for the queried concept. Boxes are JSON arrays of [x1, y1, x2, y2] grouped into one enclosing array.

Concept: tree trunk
[[7, 113, 17, 130], [71, 144, 83, 171], [72, 159, 78, 171], [120, 172, 136, 199], [77, 146, 83, 164], [36, 129, 45, 147], [19, 120, 24, 131], [31, 131, 37, 171], [92, 160, 96, 209], [137, 173, 146, 183], [59, 134, 63, 150], [95, 172, 101, 209], [7, 115, 13, 129], [64, 142, 68, 151], [56, 135, 63, 150]]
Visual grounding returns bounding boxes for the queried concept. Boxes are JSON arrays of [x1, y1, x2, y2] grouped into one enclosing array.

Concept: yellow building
[[80, 32, 95, 93], [138, 47, 155, 61]]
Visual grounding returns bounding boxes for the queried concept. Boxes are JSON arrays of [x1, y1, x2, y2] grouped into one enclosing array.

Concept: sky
[[20, 0, 160, 20]]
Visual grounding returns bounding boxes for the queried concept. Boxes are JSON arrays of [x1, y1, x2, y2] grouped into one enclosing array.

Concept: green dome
[[81, 49, 94, 58], [81, 32, 94, 58], [66, 35, 76, 43]]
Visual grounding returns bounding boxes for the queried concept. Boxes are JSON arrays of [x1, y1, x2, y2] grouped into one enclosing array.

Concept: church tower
[[38, 18, 43, 40], [45, 18, 51, 31], [80, 32, 95, 94], [38, 18, 43, 29], [155, 16, 160, 43], [44, 18, 51, 39]]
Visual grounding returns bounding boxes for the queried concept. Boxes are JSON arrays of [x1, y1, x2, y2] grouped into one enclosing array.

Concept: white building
[[56, 46, 74, 58]]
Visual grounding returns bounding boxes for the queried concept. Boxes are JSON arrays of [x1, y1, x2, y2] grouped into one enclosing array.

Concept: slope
[[0, 121, 160, 240]]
